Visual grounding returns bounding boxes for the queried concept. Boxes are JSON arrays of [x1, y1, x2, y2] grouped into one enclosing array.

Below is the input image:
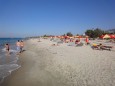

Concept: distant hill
[[107, 29, 115, 34]]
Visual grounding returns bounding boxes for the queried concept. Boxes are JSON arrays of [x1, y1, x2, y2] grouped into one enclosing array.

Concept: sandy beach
[[1, 38, 115, 86]]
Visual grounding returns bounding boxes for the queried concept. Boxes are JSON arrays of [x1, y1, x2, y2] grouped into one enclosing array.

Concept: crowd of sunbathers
[[50, 36, 114, 51], [50, 36, 90, 46]]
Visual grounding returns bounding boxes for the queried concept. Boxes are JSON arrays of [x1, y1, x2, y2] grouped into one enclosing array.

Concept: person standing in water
[[5, 43, 10, 55], [16, 40, 21, 54], [20, 40, 24, 53]]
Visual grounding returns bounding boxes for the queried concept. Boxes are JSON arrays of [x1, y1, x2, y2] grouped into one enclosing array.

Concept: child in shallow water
[[5, 43, 10, 55]]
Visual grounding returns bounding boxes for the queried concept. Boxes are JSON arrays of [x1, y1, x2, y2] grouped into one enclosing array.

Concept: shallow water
[[0, 38, 22, 83]]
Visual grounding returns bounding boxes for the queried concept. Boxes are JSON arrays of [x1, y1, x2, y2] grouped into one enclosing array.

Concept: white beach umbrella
[[103, 34, 111, 39]]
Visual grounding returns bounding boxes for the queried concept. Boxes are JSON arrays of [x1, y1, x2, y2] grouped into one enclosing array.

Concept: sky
[[0, 0, 115, 37]]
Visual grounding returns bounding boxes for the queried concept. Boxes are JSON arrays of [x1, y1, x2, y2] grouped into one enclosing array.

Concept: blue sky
[[0, 0, 115, 37]]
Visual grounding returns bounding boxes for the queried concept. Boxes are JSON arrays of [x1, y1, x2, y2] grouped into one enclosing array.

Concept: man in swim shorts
[[16, 40, 21, 54], [20, 40, 24, 53]]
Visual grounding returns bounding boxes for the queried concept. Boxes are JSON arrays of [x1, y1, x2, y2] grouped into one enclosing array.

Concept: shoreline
[[1, 39, 66, 86], [1, 38, 115, 86]]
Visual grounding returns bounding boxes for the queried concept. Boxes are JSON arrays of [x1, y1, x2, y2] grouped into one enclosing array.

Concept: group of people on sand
[[5, 40, 24, 56]]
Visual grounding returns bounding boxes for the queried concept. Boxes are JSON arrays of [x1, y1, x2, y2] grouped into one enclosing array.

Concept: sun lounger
[[92, 44, 113, 51], [76, 42, 83, 47], [57, 41, 63, 44], [100, 46, 113, 51], [68, 42, 76, 46]]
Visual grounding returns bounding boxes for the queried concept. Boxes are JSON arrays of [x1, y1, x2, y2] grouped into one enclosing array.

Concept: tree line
[[65, 28, 114, 38], [40, 28, 115, 38], [85, 28, 115, 38]]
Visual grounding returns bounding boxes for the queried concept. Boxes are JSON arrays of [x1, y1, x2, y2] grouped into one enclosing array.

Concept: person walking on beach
[[20, 40, 24, 53], [16, 40, 21, 54], [5, 43, 10, 55], [85, 37, 89, 45]]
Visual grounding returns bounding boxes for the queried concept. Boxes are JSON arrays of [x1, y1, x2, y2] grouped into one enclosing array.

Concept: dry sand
[[1, 38, 115, 86]]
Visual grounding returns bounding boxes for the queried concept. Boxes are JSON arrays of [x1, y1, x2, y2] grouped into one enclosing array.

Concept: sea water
[[0, 38, 22, 83]]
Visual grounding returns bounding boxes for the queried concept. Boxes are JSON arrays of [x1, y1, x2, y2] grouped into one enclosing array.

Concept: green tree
[[85, 28, 105, 38], [43, 34, 47, 37], [85, 29, 94, 38], [66, 32, 73, 36], [76, 34, 79, 36], [94, 28, 104, 37]]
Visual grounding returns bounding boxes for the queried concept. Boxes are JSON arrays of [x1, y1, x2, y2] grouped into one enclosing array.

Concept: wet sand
[[1, 39, 115, 86]]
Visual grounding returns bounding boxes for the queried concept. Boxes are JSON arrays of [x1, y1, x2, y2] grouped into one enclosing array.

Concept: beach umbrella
[[110, 34, 115, 39], [70, 36, 74, 38], [75, 35, 82, 38], [100, 35, 104, 38], [85, 36, 89, 38], [63, 36, 69, 39], [57, 36, 60, 38], [113, 35, 115, 38], [79, 36, 82, 38], [61, 36, 64, 39], [76, 36, 79, 38], [102, 34, 111, 39]]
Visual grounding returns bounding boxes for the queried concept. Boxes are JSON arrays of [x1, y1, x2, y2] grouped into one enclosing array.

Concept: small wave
[[0, 64, 21, 84], [0, 64, 20, 73], [10, 49, 17, 53], [1, 48, 6, 52], [9, 57, 19, 64], [2, 48, 17, 53]]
